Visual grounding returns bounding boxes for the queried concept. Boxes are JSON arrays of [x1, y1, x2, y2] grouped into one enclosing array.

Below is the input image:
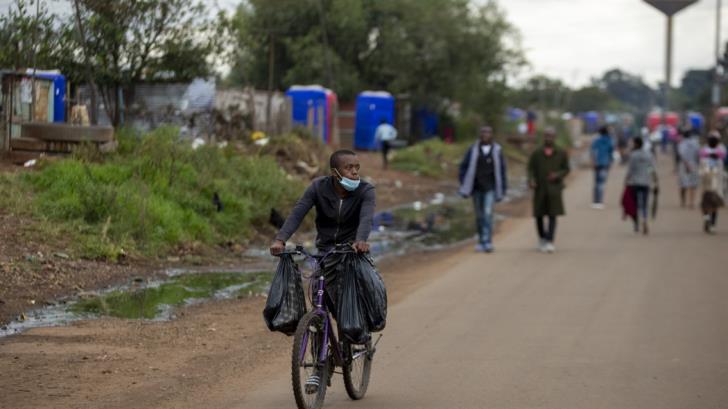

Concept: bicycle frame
[[297, 248, 348, 369]]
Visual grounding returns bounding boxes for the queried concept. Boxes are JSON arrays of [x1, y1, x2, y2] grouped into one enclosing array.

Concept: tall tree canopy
[[0, 0, 63, 70], [229, 0, 523, 123]]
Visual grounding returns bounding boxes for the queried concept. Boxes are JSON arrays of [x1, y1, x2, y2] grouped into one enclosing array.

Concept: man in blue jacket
[[459, 126, 508, 253], [591, 126, 614, 209]]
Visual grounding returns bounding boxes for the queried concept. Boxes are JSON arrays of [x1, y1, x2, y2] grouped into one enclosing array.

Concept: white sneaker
[[591, 203, 605, 210], [538, 239, 548, 253], [545, 242, 556, 253]]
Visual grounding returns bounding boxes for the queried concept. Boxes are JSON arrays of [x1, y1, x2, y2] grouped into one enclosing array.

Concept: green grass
[[3, 127, 305, 260], [390, 140, 469, 178], [390, 137, 530, 178]]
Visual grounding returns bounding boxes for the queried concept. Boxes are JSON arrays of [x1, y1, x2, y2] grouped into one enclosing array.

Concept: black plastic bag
[[337, 259, 369, 344], [353, 254, 387, 332], [263, 254, 307, 335]]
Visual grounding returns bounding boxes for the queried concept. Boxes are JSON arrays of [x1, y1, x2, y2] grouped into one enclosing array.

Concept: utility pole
[[72, 0, 99, 125], [30, 0, 40, 122], [665, 15, 673, 113], [316, 0, 335, 90], [266, 33, 275, 135], [713, 0, 723, 117]]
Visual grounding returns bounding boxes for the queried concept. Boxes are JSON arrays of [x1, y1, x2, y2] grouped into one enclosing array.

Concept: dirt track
[[239, 153, 728, 408], [2, 151, 728, 408]]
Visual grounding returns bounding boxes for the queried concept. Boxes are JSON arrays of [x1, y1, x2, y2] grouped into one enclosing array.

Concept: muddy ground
[[0, 144, 533, 408], [0, 210, 527, 409], [0, 151, 477, 326]]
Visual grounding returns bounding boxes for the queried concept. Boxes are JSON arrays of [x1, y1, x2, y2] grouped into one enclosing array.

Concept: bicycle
[[276, 244, 380, 409]]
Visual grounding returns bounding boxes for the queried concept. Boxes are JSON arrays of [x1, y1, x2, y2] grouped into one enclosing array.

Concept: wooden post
[[73, 0, 99, 125], [266, 34, 275, 135], [1, 78, 7, 152]]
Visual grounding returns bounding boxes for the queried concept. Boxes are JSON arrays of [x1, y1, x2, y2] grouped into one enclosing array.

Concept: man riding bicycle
[[270, 149, 375, 308], [270, 149, 375, 395]]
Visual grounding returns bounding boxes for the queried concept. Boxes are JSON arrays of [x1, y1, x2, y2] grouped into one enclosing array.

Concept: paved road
[[239, 153, 728, 409]]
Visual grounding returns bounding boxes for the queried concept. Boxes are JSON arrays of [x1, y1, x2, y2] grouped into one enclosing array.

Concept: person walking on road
[[677, 129, 700, 209], [459, 126, 508, 253], [528, 128, 570, 253], [375, 118, 398, 170], [699, 132, 727, 234], [591, 126, 614, 209], [625, 137, 658, 235]]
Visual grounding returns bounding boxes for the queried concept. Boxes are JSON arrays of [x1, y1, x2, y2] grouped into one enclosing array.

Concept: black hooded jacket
[[275, 176, 376, 250]]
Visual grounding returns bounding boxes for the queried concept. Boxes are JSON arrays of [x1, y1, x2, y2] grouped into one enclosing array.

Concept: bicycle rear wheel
[[342, 340, 372, 400], [292, 312, 330, 409]]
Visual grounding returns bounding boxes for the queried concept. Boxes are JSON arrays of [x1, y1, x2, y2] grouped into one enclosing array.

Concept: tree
[[568, 86, 622, 113], [0, 0, 63, 70], [676, 69, 712, 114], [57, 0, 230, 126], [229, 0, 523, 124], [595, 68, 655, 113], [509, 75, 571, 111]]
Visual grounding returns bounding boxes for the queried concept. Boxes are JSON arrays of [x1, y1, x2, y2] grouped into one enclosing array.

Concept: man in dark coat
[[528, 128, 570, 253]]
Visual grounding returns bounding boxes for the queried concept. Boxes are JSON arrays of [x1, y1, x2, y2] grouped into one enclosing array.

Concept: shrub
[[391, 139, 469, 178], [18, 126, 304, 258]]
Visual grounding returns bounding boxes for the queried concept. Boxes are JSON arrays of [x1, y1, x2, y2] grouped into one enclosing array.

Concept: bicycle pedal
[[304, 375, 321, 395]]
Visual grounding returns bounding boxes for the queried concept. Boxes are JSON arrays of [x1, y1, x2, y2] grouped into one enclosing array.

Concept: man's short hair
[[330, 149, 357, 169]]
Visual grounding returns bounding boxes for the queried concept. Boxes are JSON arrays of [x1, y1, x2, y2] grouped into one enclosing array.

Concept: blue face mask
[[334, 169, 360, 192]]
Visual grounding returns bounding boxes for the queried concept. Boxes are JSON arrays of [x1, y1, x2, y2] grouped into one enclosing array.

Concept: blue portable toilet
[[286, 85, 336, 144], [687, 112, 704, 133], [413, 109, 439, 140], [354, 91, 395, 150], [24, 69, 66, 123]]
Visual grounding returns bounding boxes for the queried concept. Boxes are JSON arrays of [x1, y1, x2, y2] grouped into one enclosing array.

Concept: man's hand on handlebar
[[270, 239, 286, 256], [352, 241, 370, 254]]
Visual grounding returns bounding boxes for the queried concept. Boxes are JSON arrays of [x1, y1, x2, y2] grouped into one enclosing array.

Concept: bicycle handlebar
[[274, 243, 356, 258]]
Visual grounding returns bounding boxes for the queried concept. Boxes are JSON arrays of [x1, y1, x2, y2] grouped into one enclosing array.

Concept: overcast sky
[[496, 0, 725, 87], [2, 0, 725, 88]]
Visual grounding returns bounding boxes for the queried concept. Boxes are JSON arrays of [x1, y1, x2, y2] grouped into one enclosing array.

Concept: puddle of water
[[0, 271, 271, 337], [368, 183, 528, 255], [1, 185, 529, 338], [70, 272, 271, 320]]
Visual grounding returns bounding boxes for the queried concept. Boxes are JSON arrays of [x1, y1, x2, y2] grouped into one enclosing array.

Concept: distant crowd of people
[[590, 124, 726, 235], [457, 122, 727, 254]]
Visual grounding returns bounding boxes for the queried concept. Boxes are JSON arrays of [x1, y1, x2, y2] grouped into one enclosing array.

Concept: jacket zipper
[[334, 198, 343, 244]]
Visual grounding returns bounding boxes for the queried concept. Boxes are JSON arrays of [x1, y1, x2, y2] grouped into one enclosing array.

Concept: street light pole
[[665, 15, 673, 113], [713, 0, 723, 116]]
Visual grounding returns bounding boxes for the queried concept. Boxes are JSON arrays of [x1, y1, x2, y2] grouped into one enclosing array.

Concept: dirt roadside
[[0, 184, 530, 409], [0, 222, 519, 409], [0, 151, 469, 326]]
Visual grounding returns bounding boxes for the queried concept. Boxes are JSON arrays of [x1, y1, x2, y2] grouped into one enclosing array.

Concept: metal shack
[[0, 70, 66, 146], [1, 69, 113, 161], [354, 91, 395, 150], [286, 85, 338, 145]]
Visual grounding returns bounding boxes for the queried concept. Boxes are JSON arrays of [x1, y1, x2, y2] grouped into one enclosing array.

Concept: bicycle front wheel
[[292, 311, 329, 409], [342, 340, 372, 400]]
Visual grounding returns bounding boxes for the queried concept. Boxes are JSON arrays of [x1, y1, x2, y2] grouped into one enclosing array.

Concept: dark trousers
[[632, 185, 650, 227], [318, 251, 346, 319], [382, 141, 392, 169], [536, 216, 557, 242]]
